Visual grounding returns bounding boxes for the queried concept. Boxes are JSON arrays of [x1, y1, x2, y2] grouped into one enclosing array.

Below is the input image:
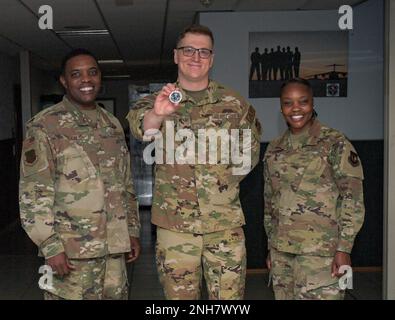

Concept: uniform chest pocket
[[100, 134, 128, 172], [59, 148, 97, 185], [208, 112, 240, 130], [297, 155, 327, 191], [266, 153, 294, 192]]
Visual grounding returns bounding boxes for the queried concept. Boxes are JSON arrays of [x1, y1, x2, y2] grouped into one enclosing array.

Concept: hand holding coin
[[152, 83, 182, 117]]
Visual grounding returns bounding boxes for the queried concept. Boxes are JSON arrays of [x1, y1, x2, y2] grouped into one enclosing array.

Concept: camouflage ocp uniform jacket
[[263, 119, 365, 256], [19, 96, 140, 259], [127, 80, 262, 234]]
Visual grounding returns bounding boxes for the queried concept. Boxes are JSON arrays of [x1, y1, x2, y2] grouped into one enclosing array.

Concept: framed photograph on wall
[[248, 31, 349, 98], [96, 98, 116, 115]]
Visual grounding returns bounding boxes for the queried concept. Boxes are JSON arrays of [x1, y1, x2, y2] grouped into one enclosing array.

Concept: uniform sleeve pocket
[[21, 137, 49, 178], [339, 143, 364, 179]]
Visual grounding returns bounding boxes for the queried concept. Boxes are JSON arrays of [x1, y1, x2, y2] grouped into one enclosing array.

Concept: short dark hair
[[280, 78, 317, 118], [280, 78, 313, 97], [176, 24, 214, 47], [60, 48, 99, 75]]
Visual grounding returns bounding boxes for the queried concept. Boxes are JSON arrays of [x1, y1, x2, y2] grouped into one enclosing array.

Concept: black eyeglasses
[[177, 46, 213, 59]]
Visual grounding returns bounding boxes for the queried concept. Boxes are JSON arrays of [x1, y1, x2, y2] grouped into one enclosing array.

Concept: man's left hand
[[126, 236, 141, 263], [331, 251, 351, 277]]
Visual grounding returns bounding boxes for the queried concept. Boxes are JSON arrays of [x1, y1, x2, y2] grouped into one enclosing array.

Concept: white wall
[[0, 53, 19, 140], [201, 0, 384, 141]]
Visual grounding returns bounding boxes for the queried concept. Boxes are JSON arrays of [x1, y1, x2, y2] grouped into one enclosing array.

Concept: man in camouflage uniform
[[264, 78, 365, 300], [127, 24, 261, 299], [19, 49, 140, 300]]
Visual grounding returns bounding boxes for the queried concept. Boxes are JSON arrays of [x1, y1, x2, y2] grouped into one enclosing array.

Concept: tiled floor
[[0, 209, 383, 300]]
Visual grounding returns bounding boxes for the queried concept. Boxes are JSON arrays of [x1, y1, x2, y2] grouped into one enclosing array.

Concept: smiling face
[[280, 82, 314, 134], [60, 54, 101, 110], [174, 32, 214, 90]]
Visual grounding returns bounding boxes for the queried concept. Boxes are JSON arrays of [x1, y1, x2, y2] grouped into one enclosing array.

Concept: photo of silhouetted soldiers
[[249, 31, 348, 98], [249, 45, 302, 82]]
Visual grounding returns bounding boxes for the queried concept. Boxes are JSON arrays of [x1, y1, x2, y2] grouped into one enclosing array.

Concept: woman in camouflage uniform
[[264, 78, 365, 300]]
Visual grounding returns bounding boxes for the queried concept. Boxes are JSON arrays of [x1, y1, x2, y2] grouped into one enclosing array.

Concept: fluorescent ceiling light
[[55, 29, 109, 36], [200, 0, 214, 7], [98, 59, 124, 64]]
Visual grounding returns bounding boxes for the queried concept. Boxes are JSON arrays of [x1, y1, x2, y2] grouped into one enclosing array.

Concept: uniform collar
[[62, 96, 115, 128], [274, 118, 322, 151]]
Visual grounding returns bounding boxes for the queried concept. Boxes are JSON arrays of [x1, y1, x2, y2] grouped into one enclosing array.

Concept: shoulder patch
[[24, 149, 37, 166], [348, 150, 360, 167], [339, 141, 364, 179], [21, 135, 49, 177]]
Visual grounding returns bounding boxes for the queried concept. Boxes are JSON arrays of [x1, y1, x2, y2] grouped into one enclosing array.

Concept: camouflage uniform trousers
[[270, 248, 345, 300], [156, 227, 246, 300], [43, 254, 129, 300]]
